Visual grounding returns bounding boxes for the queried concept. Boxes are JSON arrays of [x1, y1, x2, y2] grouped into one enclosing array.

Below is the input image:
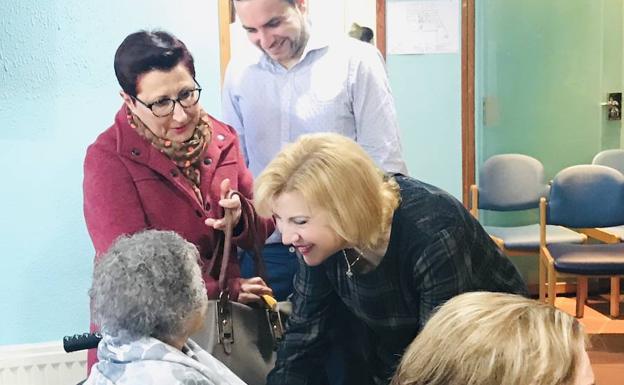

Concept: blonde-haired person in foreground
[[391, 292, 595, 385], [255, 133, 528, 385]]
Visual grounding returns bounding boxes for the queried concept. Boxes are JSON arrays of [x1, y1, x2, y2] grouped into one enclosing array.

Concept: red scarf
[[127, 107, 212, 203]]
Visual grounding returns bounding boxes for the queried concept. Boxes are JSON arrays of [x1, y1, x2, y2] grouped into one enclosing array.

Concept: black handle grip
[[63, 332, 102, 352]]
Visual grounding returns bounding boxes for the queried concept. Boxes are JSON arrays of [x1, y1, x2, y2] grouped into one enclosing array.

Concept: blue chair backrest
[[547, 164, 624, 228], [478, 154, 549, 211], [592, 149, 624, 175]]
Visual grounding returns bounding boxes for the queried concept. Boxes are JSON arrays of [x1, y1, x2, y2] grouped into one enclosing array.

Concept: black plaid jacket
[[267, 175, 528, 385]]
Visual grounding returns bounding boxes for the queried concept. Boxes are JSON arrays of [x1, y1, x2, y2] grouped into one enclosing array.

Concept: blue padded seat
[[485, 224, 585, 250], [548, 243, 624, 275]]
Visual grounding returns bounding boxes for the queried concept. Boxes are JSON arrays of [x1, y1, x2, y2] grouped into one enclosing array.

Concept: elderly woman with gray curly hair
[[84, 230, 246, 385]]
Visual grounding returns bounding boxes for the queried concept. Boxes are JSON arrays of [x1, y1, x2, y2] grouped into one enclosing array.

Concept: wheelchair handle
[[63, 332, 102, 352]]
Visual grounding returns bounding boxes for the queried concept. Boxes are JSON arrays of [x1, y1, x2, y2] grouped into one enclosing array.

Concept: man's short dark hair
[[360, 27, 374, 43]]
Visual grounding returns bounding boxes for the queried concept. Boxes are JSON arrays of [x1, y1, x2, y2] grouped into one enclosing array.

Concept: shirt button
[[288, 246, 296, 253], [217, 134, 225, 141], [170, 169, 179, 177], [203, 158, 212, 165], [131, 148, 141, 156]]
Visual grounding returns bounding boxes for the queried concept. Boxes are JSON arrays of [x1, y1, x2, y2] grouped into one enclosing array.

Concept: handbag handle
[[218, 208, 234, 292], [205, 195, 268, 295], [204, 206, 234, 295]]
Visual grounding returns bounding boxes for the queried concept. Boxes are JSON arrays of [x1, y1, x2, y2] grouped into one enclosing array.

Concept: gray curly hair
[[90, 230, 208, 340]]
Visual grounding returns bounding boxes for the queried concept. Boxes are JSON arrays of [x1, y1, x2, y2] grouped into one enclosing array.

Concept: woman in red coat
[[83, 30, 274, 369]]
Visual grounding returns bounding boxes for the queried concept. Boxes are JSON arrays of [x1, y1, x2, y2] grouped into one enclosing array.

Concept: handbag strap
[[219, 208, 234, 292], [204, 193, 271, 294], [245, 207, 268, 281], [204, 208, 234, 294], [205, 204, 269, 293], [213, 208, 233, 293]]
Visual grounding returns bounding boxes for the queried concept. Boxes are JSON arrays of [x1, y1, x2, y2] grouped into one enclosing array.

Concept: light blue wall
[[0, 0, 221, 345], [0, 0, 464, 346], [387, 0, 462, 198]]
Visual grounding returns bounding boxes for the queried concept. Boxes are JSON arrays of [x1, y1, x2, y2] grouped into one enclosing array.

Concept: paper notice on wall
[[387, 0, 459, 55]]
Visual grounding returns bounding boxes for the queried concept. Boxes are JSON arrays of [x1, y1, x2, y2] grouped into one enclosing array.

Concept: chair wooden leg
[[539, 254, 546, 302], [576, 277, 588, 318], [610, 277, 621, 318], [547, 266, 556, 306]]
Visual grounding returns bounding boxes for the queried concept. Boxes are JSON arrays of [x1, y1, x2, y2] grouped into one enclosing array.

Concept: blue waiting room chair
[[540, 164, 624, 318], [588, 149, 624, 243], [593, 149, 624, 174], [470, 154, 585, 258]]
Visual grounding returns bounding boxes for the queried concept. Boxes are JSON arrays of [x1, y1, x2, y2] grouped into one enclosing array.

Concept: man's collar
[[300, 26, 329, 57]]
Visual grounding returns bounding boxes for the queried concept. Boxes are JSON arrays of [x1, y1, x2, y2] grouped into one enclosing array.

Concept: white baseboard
[[0, 341, 86, 385]]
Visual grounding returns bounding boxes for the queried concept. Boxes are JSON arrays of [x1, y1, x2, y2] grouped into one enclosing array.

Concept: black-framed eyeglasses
[[133, 79, 202, 117]]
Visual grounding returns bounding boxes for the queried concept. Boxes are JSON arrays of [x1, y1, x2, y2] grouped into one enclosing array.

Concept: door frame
[[218, 0, 233, 85], [461, 0, 475, 206]]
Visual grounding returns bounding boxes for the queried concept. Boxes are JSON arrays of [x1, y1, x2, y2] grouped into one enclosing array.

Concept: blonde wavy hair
[[254, 133, 400, 250], [391, 292, 586, 385]]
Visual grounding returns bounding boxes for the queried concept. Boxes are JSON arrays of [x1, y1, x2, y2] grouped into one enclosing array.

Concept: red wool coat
[[83, 106, 274, 370], [84, 105, 274, 298]]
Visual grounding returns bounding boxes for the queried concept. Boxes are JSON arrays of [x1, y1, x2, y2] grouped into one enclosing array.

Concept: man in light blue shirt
[[222, 0, 407, 300]]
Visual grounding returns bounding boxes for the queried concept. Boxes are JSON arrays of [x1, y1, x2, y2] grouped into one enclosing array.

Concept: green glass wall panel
[[476, 0, 623, 227], [475, 0, 623, 284]]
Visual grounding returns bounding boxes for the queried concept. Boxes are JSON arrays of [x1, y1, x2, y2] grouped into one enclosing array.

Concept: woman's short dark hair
[[114, 30, 195, 97]]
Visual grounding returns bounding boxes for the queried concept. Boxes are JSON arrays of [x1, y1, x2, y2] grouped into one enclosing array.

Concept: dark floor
[[556, 296, 624, 385]]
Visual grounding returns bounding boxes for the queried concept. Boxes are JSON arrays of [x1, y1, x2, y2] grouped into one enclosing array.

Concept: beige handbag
[[192, 208, 284, 385]]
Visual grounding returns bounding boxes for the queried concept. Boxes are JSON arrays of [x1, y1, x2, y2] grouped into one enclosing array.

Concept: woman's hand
[[205, 178, 242, 230], [237, 276, 273, 304]]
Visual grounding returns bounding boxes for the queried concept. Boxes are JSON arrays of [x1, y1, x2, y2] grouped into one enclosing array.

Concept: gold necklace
[[342, 249, 361, 278]]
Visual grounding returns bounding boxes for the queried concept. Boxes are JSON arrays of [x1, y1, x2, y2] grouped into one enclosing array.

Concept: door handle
[[601, 92, 622, 121]]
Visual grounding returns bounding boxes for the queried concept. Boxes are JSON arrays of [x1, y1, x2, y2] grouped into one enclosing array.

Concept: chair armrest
[[577, 228, 620, 244], [489, 234, 504, 249]]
